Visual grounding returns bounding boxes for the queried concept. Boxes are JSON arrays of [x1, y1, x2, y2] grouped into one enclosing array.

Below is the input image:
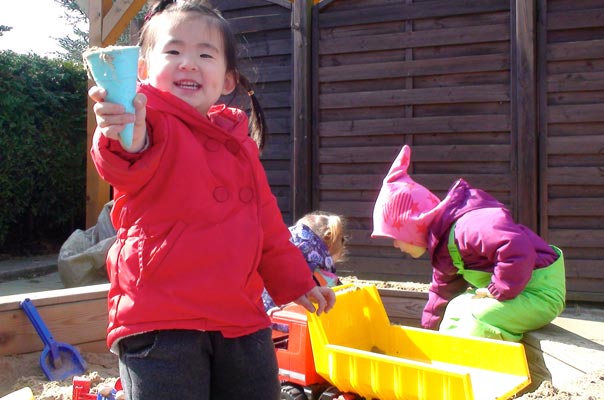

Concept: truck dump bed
[[307, 284, 530, 400]]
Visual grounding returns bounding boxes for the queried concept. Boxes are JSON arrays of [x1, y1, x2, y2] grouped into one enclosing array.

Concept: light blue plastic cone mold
[[84, 45, 140, 148]]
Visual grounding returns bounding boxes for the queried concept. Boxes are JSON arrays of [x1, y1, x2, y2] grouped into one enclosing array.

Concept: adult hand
[[294, 286, 336, 315]]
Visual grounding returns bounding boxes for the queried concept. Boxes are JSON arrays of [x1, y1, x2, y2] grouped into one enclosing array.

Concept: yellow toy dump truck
[[270, 284, 531, 400]]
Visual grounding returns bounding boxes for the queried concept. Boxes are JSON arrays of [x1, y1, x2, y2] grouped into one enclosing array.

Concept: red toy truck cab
[[270, 304, 357, 400]]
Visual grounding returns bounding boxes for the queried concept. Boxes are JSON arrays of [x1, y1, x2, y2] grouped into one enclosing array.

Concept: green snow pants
[[439, 246, 566, 342]]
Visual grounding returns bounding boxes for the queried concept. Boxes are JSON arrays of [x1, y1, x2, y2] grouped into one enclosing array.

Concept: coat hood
[[371, 145, 441, 247]]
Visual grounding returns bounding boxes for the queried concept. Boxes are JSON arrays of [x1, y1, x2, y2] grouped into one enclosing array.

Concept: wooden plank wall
[[208, 0, 604, 300], [538, 0, 604, 301], [312, 0, 518, 283], [75, 1, 604, 301], [216, 0, 297, 223]]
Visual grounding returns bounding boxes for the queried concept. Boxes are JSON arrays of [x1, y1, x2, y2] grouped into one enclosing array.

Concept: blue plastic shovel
[[20, 298, 87, 381]]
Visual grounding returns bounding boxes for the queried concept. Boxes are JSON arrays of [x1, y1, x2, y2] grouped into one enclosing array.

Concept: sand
[[1, 351, 602, 399], [0, 352, 119, 399], [1, 277, 601, 399]]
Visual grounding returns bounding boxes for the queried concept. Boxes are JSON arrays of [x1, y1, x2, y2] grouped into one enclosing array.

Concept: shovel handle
[[20, 298, 61, 363]]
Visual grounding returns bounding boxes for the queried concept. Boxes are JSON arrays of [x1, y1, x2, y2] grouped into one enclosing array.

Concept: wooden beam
[[86, 0, 112, 227], [291, 0, 312, 220], [102, 0, 147, 46], [512, 0, 538, 230], [84, 0, 145, 227]]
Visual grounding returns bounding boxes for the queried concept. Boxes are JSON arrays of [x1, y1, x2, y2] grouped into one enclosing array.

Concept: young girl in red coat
[[371, 145, 566, 342], [87, 1, 334, 399]]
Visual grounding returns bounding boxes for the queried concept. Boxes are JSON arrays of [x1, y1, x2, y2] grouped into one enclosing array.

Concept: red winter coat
[[91, 83, 315, 351]]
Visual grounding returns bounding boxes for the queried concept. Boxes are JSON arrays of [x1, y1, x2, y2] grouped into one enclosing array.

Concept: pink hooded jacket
[[372, 145, 558, 330], [371, 145, 440, 247]]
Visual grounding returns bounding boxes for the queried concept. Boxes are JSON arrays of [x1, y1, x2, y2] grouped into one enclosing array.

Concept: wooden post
[[512, 0, 538, 231], [310, 1, 322, 211], [85, 0, 112, 227], [291, 0, 313, 221], [81, 0, 147, 227], [536, 0, 548, 239]]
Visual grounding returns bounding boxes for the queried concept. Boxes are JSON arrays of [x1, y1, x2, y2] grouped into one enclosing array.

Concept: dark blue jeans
[[118, 329, 280, 400]]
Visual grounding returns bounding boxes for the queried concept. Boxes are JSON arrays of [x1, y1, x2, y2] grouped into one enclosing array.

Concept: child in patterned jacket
[[263, 211, 348, 312]]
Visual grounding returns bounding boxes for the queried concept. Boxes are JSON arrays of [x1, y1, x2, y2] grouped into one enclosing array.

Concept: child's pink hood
[[372, 145, 441, 247]]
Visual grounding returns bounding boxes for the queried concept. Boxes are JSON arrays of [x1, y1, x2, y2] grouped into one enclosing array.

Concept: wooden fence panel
[[80, 0, 604, 301], [213, 0, 604, 301], [539, 0, 604, 301], [313, 0, 519, 283], [216, 0, 297, 223]]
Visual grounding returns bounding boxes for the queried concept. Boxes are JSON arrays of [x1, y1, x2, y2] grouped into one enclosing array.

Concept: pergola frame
[[76, 0, 147, 227]]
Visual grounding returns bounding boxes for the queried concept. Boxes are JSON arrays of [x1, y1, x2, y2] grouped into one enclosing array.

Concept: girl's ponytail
[[238, 74, 268, 152]]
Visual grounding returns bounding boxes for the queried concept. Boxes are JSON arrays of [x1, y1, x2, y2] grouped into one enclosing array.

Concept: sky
[[0, 0, 87, 57]]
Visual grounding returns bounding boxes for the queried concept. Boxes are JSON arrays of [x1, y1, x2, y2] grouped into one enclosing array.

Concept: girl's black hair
[[140, 0, 267, 151]]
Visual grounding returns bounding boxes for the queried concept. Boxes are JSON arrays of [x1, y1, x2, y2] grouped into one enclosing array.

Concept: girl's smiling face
[[138, 13, 236, 115]]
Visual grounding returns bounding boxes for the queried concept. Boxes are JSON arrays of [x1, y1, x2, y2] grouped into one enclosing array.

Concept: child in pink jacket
[[372, 145, 566, 341]]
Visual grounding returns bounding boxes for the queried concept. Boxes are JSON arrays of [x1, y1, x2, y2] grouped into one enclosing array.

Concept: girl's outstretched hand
[[295, 286, 336, 315], [88, 85, 148, 153]]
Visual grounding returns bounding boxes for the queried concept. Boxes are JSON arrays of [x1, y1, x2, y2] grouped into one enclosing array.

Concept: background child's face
[[139, 13, 236, 114], [328, 233, 345, 263], [393, 239, 426, 258]]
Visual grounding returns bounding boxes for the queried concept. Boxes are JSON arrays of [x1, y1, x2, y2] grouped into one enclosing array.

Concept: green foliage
[[0, 50, 87, 254], [52, 0, 89, 63], [0, 25, 12, 36], [54, 32, 89, 63]]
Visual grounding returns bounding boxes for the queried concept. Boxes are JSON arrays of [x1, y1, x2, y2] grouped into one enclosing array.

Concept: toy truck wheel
[[317, 386, 341, 400], [318, 386, 363, 400], [280, 383, 308, 400]]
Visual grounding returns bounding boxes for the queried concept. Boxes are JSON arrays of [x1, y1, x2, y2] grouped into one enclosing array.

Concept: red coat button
[[239, 187, 254, 203], [213, 186, 229, 202]]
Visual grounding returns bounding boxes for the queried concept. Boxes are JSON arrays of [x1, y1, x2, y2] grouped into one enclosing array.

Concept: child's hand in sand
[[88, 85, 148, 153]]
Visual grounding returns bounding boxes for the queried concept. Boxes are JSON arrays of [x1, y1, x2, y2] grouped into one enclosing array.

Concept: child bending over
[[371, 145, 565, 342]]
